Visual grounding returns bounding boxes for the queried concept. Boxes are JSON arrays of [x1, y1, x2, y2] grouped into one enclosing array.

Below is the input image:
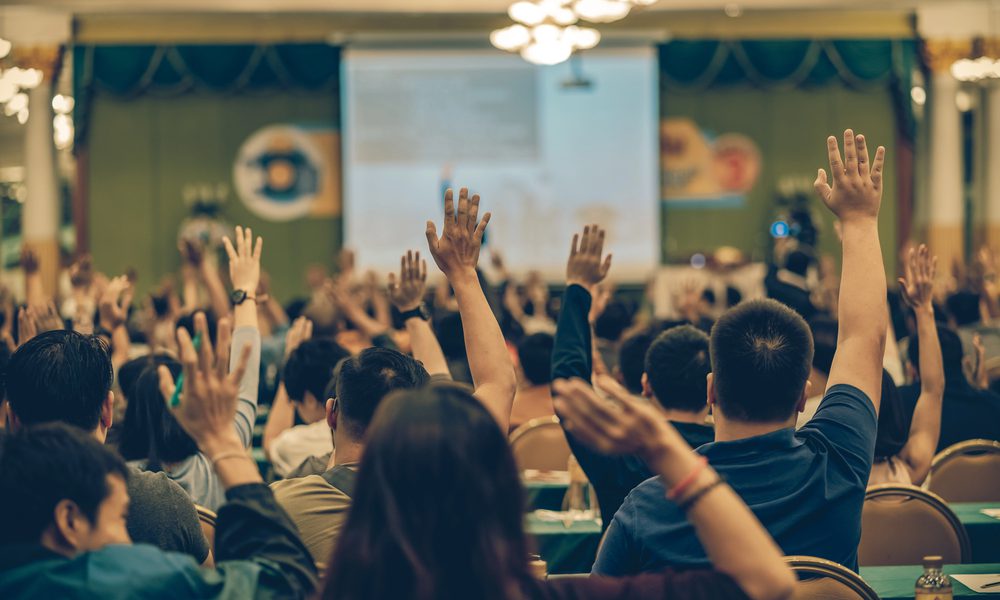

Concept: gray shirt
[[130, 326, 261, 511], [126, 467, 210, 563]]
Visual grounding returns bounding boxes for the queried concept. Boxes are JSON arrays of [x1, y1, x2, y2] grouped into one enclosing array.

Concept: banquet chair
[[195, 504, 217, 549], [510, 416, 572, 472], [784, 556, 879, 600], [926, 439, 1000, 502], [859, 485, 970, 566]]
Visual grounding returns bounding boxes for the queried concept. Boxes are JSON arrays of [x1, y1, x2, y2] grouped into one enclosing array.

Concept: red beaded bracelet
[[665, 455, 708, 502]]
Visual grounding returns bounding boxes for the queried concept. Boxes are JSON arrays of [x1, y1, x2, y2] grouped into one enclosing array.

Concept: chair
[[195, 504, 217, 549], [859, 485, 971, 566], [784, 556, 879, 600], [926, 439, 1000, 502], [510, 416, 572, 472]]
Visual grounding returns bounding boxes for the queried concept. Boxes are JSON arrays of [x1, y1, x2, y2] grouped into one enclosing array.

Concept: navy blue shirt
[[593, 384, 876, 575]]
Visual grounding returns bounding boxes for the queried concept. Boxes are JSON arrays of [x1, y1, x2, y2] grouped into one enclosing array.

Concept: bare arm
[[98, 275, 134, 370], [223, 227, 262, 331], [389, 250, 450, 377], [816, 130, 888, 410], [554, 377, 795, 600], [263, 317, 312, 456], [426, 188, 516, 430], [896, 246, 944, 485], [21, 246, 45, 308]]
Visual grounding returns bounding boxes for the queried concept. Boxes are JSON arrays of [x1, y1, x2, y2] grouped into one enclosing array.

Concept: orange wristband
[[666, 456, 708, 502]]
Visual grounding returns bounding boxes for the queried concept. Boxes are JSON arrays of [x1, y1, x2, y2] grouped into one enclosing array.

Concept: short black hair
[[6, 330, 113, 431], [335, 347, 430, 438], [283, 338, 351, 403], [784, 250, 812, 277], [946, 292, 980, 327], [517, 333, 554, 386], [618, 330, 656, 394], [908, 323, 965, 378], [874, 370, 907, 459], [808, 316, 839, 376], [118, 357, 199, 466], [594, 300, 632, 342], [0, 422, 128, 544], [645, 325, 711, 413], [710, 299, 814, 423]]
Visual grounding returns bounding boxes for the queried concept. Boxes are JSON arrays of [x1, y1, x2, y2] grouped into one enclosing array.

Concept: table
[[525, 513, 602, 575], [863, 563, 1000, 599], [524, 480, 568, 512], [953, 503, 1000, 563]]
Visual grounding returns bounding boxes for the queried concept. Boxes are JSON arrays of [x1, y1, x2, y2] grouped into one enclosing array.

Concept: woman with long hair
[[321, 379, 795, 600]]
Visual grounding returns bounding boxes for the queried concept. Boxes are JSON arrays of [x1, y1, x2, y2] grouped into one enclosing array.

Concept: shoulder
[[809, 384, 877, 423], [126, 468, 190, 503]]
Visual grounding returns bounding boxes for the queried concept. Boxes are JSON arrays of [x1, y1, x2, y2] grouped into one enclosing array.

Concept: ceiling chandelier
[[951, 38, 1000, 82], [491, 0, 656, 66], [0, 38, 44, 125]]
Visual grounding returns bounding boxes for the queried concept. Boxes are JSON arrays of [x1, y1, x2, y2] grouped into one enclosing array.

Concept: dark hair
[[874, 370, 907, 460], [434, 312, 466, 360], [283, 338, 351, 403], [908, 324, 965, 379], [0, 422, 128, 544], [725, 285, 743, 308], [710, 299, 814, 423], [946, 292, 980, 327], [6, 330, 113, 431], [594, 300, 631, 342], [335, 347, 430, 439], [118, 357, 199, 467], [618, 330, 656, 394], [321, 385, 532, 600], [644, 325, 711, 413], [517, 333, 554, 386], [176, 311, 218, 346], [808, 316, 839, 376], [784, 250, 812, 277], [118, 353, 171, 403]]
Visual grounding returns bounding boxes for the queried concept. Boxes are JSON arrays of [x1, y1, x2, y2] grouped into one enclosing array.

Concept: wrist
[[566, 280, 596, 295], [447, 268, 479, 287], [199, 433, 245, 459]]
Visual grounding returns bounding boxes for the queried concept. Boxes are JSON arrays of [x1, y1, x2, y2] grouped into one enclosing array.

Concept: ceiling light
[[573, 0, 631, 23], [490, 25, 533, 52]]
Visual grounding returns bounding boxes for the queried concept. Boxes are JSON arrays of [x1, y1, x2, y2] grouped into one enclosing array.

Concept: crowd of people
[[0, 128, 998, 599]]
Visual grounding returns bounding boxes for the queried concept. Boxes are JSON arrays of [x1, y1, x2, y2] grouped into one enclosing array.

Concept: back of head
[[808, 316, 839, 376], [946, 291, 980, 327], [517, 333, 554, 387], [334, 347, 430, 439], [644, 325, 711, 413], [784, 250, 812, 277], [118, 358, 199, 465], [908, 323, 965, 380], [323, 385, 529, 600], [710, 299, 814, 423], [0, 422, 128, 544], [283, 338, 351, 402], [874, 370, 907, 460], [618, 330, 656, 394], [594, 300, 632, 342], [6, 330, 113, 431]]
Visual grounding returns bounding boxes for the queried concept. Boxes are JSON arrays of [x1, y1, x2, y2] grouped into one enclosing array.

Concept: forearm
[[263, 383, 296, 456], [110, 325, 131, 370], [25, 273, 45, 307], [231, 326, 261, 447], [200, 263, 232, 320], [552, 285, 594, 382], [901, 308, 944, 483], [342, 304, 390, 339], [452, 269, 517, 429], [914, 308, 944, 397], [406, 318, 450, 376], [181, 266, 200, 312], [233, 301, 258, 331]]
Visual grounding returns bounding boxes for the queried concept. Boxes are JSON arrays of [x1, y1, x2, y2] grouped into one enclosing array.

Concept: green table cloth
[[862, 563, 1000, 599], [952, 503, 1000, 563], [525, 514, 602, 575], [524, 480, 568, 512]]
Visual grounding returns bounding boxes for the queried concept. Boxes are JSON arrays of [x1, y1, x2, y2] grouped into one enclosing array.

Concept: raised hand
[[17, 307, 37, 347], [566, 225, 612, 292], [179, 238, 205, 267], [98, 275, 134, 330], [157, 312, 250, 449], [425, 187, 491, 279], [388, 250, 428, 312], [223, 226, 263, 293], [814, 129, 885, 222], [69, 255, 95, 289], [284, 316, 313, 360], [33, 301, 64, 333], [898, 244, 937, 311], [19, 246, 38, 274]]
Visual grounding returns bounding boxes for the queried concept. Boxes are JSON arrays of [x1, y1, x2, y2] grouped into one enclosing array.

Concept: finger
[[552, 381, 611, 437], [473, 212, 491, 243], [388, 272, 398, 296], [443, 188, 455, 224], [905, 246, 916, 287], [157, 365, 177, 406], [600, 254, 613, 277], [227, 342, 253, 389], [194, 312, 214, 374], [244, 227, 253, 258], [400, 252, 408, 281], [420, 259, 428, 282], [593, 228, 606, 258], [456, 187, 469, 230], [843, 129, 857, 174], [580, 225, 592, 254], [856, 134, 870, 178], [215, 316, 232, 379], [570, 233, 579, 257], [468, 194, 481, 232], [176, 326, 199, 398], [223, 237, 237, 263], [558, 378, 622, 427], [826, 137, 844, 181], [253, 236, 263, 261], [871, 146, 886, 190], [929, 256, 938, 281]]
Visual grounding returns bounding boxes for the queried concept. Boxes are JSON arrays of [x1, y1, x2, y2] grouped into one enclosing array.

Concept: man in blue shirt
[[592, 130, 889, 575]]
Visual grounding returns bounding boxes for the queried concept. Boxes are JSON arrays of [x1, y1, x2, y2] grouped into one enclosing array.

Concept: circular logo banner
[[233, 125, 323, 222]]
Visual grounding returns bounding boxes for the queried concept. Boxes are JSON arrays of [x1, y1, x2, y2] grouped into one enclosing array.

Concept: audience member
[[795, 316, 838, 427], [509, 332, 556, 433]]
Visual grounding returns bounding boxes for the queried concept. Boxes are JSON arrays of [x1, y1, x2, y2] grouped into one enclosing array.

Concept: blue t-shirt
[[593, 384, 876, 576]]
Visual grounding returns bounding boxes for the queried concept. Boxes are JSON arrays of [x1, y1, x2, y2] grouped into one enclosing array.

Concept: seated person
[[593, 130, 888, 574], [795, 316, 837, 427], [5, 330, 210, 564], [509, 333, 556, 434], [0, 319, 316, 598], [642, 325, 714, 447]]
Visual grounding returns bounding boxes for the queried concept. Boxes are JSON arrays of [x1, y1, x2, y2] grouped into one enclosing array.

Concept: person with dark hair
[[509, 332, 556, 433], [4, 330, 211, 564], [641, 325, 714, 445], [319, 381, 795, 600], [0, 322, 318, 598], [868, 245, 944, 486], [764, 247, 818, 320], [594, 130, 889, 574], [617, 329, 657, 395], [273, 191, 517, 568], [795, 316, 839, 427], [124, 226, 263, 512]]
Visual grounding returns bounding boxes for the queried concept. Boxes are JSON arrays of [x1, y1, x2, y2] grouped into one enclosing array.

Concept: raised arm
[[263, 317, 313, 457], [896, 245, 944, 485], [815, 130, 889, 409], [20, 246, 45, 308], [98, 275, 135, 371], [426, 188, 516, 430], [389, 250, 450, 377], [554, 376, 795, 600], [223, 226, 263, 446]]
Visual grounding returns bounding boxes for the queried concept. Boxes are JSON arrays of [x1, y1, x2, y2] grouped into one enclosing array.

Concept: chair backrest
[[784, 556, 879, 600], [195, 504, 217, 550], [859, 485, 971, 566], [927, 439, 1000, 502], [510, 416, 572, 472]]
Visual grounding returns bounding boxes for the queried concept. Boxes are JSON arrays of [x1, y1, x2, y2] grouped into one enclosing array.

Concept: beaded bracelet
[[210, 451, 254, 468], [665, 456, 708, 502], [677, 475, 727, 513]]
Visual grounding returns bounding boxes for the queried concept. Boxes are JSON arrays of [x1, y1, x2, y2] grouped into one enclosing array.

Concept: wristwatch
[[230, 289, 256, 306], [398, 305, 431, 322]]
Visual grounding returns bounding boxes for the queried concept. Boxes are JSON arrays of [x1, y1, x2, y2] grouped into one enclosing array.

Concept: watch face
[[230, 289, 248, 304]]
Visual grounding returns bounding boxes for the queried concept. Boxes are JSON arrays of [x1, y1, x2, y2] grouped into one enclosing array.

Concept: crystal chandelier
[[0, 38, 44, 124], [951, 39, 1000, 82]]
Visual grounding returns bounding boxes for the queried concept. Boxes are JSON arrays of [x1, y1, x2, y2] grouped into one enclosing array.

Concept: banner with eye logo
[[233, 124, 341, 222], [660, 117, 761, 209]]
